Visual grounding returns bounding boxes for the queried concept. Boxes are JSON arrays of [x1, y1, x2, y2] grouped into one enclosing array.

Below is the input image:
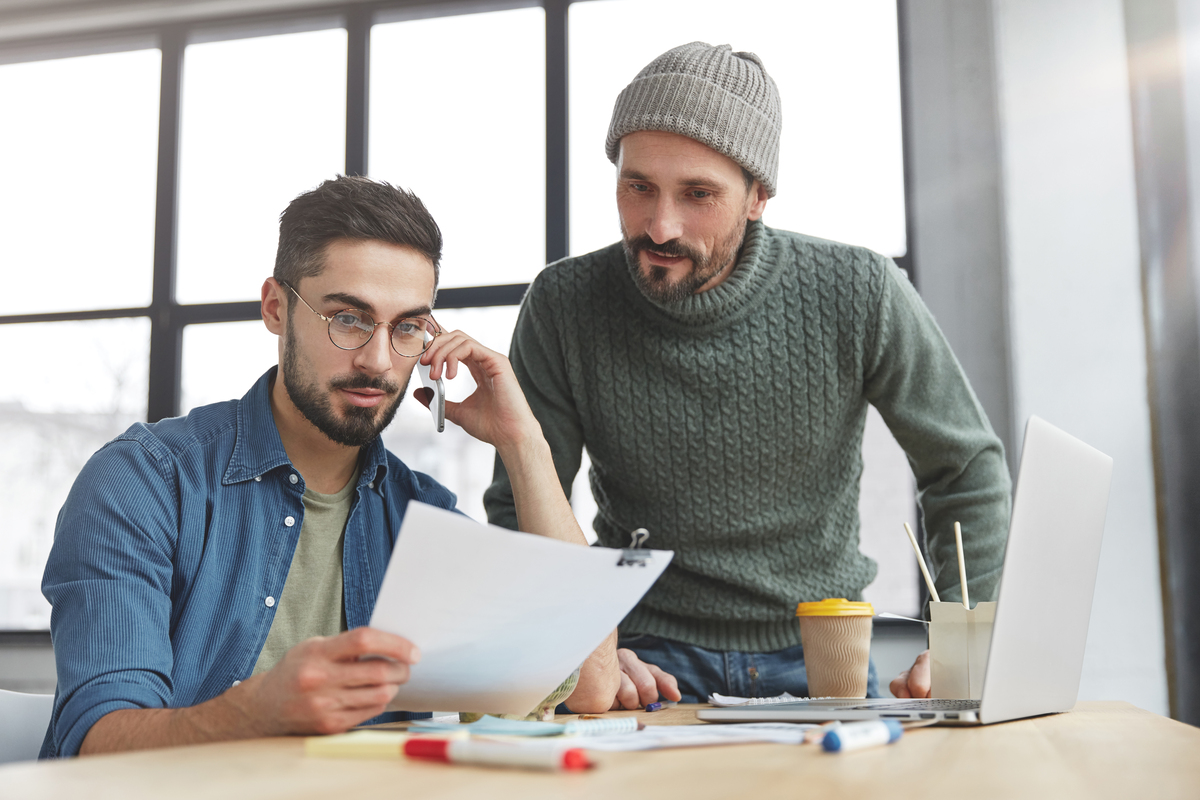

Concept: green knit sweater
[[485, 220, 1011, 652]]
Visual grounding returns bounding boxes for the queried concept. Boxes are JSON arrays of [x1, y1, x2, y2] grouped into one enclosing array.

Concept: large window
[[0, 320, 150, 630], [0, 48, 160, 316], [0, 46, 161, 631], [568, 0, 906, 258], [177, 28, 348, 304], [0, 0, 916, 631], [370, 8, 546, 288]]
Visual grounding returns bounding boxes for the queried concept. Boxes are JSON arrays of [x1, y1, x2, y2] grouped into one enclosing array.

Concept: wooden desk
[[3, 702, 1197, 799]]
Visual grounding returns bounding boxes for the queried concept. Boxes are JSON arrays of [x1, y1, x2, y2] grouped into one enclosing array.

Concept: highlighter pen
[[821, 720, 903, 753], [404, 738, 592, 771]]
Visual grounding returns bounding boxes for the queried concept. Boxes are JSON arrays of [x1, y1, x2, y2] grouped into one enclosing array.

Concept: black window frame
[[0, 0, 920, 640], [0, 0, 568, 422]]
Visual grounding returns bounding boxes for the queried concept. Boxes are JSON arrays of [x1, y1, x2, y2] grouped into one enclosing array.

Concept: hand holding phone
[[416, 361, 445, 433]]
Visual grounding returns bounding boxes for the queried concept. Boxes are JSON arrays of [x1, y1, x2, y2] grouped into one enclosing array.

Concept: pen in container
[[404, 738, 592, 771], [903, 523, 941, 602], [954, 521, 970, 609]]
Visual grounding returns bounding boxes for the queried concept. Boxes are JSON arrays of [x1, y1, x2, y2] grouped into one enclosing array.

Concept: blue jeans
[[619, 632, 880, 703]]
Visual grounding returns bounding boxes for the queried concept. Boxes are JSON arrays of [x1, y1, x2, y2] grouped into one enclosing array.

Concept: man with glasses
[[485, 42, 1012, 706], [40, 176, 618, 758]]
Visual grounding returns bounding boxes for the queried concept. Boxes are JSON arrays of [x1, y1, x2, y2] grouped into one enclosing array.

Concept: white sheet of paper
[[577, 723, 817, 751], [370, 502, 673, 715]]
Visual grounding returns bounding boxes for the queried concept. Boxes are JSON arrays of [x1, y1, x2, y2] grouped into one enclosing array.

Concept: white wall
[[992, 0, 1169, 714]]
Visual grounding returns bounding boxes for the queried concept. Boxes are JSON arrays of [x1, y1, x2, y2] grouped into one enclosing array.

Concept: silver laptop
[[698, 415, 1113, 726]]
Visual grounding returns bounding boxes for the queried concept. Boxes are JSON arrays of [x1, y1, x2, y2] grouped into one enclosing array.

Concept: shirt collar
[[222, 366, 390, 488]]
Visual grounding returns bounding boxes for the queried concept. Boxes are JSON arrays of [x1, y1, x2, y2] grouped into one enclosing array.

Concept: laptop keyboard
[[850, 699, 980, 711]]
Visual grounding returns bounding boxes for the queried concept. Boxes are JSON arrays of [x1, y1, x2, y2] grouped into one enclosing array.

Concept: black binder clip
[[618, 528, 651, 566]]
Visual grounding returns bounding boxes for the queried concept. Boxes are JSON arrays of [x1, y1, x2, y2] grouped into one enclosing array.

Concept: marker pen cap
[[406, 739, 451, 760]]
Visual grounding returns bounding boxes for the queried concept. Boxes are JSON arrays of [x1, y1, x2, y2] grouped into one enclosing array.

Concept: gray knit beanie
[[605, 42, 782, 197]]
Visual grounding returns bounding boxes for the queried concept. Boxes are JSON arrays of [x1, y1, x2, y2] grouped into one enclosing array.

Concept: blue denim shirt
[[40, 368, 457, 758]]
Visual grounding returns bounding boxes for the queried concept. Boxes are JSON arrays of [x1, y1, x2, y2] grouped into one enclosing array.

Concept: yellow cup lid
[[795, 598, 875, 617]]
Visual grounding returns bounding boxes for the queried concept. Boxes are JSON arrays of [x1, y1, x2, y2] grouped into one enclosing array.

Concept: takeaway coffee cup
[[795, 598, 875, 698]]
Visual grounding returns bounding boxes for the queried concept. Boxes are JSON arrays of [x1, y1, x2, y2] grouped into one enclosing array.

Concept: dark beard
[[282, 313, 406, 448], [622, 219, 748, 303]]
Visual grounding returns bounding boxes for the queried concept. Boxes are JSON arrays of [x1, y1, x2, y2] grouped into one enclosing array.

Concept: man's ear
[[262, 278, 287, 336], [746, 181, 769, 222]]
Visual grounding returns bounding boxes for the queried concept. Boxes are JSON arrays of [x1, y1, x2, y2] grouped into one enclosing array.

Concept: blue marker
[[645, 702, 664, 712], [822, 720, 903, 753]]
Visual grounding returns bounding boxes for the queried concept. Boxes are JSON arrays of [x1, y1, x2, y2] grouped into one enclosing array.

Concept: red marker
[[403, 738, 592, 771]]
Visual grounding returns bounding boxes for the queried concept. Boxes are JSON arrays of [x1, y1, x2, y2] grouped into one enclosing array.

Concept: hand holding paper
[[369, 502, 673, 716]]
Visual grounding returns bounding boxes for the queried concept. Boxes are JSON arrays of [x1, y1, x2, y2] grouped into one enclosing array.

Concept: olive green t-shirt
[[252, 472, 356, 675]]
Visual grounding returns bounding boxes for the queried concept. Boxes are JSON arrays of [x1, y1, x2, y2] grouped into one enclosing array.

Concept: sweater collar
[[624, 219, 777, 327]]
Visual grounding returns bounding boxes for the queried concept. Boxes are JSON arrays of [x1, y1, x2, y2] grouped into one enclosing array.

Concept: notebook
[[697, 415, 1113, 726]]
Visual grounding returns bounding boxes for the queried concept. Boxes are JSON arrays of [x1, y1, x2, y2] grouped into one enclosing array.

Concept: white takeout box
[[929, 601, 996, 699]]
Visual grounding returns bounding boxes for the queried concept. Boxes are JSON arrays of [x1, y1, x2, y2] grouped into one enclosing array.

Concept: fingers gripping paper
[[370, 502, 673, 715]]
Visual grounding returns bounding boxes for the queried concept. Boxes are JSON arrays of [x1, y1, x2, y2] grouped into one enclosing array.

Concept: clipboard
[[370, 502, 673, 715]]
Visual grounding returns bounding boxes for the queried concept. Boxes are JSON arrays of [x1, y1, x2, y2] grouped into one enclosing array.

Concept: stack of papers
[[307, 718, 821, 759], [407, 714, 819, 751]]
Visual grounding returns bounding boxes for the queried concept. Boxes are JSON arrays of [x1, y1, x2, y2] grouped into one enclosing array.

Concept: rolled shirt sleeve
[[42, 430, 180, 757]]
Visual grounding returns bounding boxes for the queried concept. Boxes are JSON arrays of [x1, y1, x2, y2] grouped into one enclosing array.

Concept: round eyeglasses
[[283, 281, 440, 357]]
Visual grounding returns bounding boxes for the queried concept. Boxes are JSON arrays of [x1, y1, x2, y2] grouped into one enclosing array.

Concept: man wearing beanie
[[485, 42, 1011, 706]]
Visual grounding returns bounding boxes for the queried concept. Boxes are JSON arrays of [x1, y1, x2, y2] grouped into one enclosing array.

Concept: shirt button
[[289, 474, 299, 484], [368, 481, 375, 489], [265, 596, 275, 608], [284, 516, 295, 527], [232, 680, 242, 687], [254, 476, 262, 482]]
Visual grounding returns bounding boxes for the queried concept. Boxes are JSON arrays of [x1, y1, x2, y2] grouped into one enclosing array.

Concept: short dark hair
[[741, 167, 756, 192], [274, 175, 443, 303]]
